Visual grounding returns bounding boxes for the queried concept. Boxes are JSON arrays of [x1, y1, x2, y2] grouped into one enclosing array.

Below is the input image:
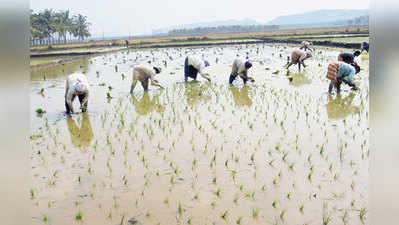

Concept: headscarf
[[245, 61, 252, 69], [153, 66, 162, 74], [75, 81, 87, 93]]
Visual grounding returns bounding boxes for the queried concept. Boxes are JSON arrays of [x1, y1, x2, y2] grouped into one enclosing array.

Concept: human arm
[[66, 90, 74, 113], [80, 91, 89, 109], [150, 77, 164, 89]]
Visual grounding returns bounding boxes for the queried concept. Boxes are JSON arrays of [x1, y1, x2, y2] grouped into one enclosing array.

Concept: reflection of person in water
[[130, 92, 165, 115], [230, 86, 252, 107], [184, 82, 211, 106], [325, 93, 360, 120], [288, 72, 312, 87], [66, 113, 94, 147]]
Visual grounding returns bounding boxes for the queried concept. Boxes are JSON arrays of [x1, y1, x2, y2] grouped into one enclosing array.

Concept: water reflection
[[288, 72, 312, 87], [326, 93, 360, 120], [66, 113, 94, 148], [130, 92, 165, 115], [184, 81, 211, 106], [230, 86, 252, 107], [30, 56, 90, 81]]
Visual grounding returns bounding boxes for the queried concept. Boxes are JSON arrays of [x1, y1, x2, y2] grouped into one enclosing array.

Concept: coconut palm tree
[[54, 10, 72, 43], [72, 14, 91, 41], [39, 9, 56, 40], [30, 9, 91, 45]]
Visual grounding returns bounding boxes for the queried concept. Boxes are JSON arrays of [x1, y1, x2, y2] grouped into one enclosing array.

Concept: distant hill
[[152, 9, 369, 36], [266, 9, 369, 25], [167, 25, 279, 36], [152, 18, 261, 35]]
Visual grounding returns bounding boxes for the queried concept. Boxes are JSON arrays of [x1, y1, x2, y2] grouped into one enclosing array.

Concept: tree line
[[30, 9, 91, 45], [334, 15, 369, 26], [168, 25, 280, 36]]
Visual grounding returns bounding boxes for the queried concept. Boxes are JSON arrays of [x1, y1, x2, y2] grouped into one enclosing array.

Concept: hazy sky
[[31, 0, 369, 37]]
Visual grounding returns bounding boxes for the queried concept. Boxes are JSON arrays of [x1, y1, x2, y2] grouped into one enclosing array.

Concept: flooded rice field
[[30, 43, 369, 225]]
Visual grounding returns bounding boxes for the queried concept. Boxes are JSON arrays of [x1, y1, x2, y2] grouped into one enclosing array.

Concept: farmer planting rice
[[338, 51, 361, 64], [326, 61, 359, 94], [65, 73, 89, 114], [338, 51, 361, 74], [184, 55, 211, 82], [300, 41, 313, 51], [130, 65, 164, 93], [286, 49, 312, 71], [229, 58, 254, 85]]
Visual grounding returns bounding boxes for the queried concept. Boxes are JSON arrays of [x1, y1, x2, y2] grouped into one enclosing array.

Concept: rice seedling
[[214, 188, 222, 198], [187, 216, 192, 224], [30, 188, 35, 199], [35, 108, 46, 115], [359, 208, 367, 223], [42, 214, 48, 222], [252, 208, 259, 219], [299, 204, 304, 213], [75, 210, 83, 220], [272, 200, 278, 208], [221, 210, 229, 220], [211, 201, 216, 209], [280, 209, 286, 221], [236, 216, 243, 224], [342, 211, 349, 224], [178, 201, 183, 215], [323, 215, 331, 225]]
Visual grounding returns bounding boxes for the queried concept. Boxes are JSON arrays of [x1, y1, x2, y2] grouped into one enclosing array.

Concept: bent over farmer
[[184, 55, 211, 82], [338, 51, 361, 74], [130, 65, 164, 93], [65, 73, 89, 114], [326, 61, 358, 94], [229, 58, 254, 85], [300, 41, 313, 51], [286, 49, 312, 71]]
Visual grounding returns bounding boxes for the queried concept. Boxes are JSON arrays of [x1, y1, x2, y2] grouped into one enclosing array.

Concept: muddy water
[[30, 44, 369, 225]]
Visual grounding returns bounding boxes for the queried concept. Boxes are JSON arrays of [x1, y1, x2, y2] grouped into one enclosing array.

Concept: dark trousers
[[328, 80, 341, 94], [184, 57, 198, 80], [229, 74, 248, 85]]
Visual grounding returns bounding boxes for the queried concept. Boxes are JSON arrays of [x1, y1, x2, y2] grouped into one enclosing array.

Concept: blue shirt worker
[[326, 62, 359, 94]]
